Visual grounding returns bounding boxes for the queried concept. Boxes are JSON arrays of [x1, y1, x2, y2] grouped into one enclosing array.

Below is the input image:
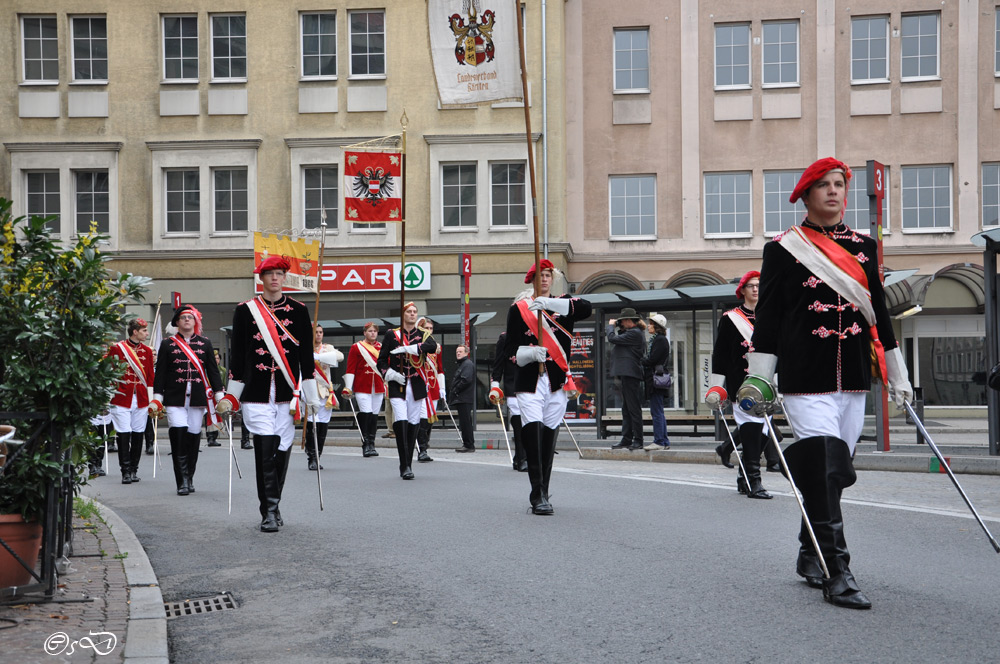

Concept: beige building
[[0, 1, 567, 362], [565, 0, 1000, 408]]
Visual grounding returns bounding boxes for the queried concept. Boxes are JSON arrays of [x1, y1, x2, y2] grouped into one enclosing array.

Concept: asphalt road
[[83, 442, 1000, 663]]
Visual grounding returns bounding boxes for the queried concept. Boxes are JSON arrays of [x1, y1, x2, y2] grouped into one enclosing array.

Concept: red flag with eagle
[[343, 151, 403, 223]]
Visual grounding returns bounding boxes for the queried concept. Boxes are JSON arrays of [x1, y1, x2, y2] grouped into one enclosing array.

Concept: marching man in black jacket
[[216, 256, 320, 532], [377, 301, 439, 480], [740, 158, 912, 609], [503, 259, 592, 515], [150, 305, 223, 496]]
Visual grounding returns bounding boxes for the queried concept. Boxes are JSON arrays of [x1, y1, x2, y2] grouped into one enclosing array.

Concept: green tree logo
[[401, 263, 425, 288]]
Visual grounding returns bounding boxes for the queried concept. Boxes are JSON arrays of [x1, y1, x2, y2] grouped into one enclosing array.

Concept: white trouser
[[782, 392, 867, 455], [356, 392, 384, 414], [733, 406, 771, 435], [508, 393, 521, 417], [517, 373, 568, 429], [166, 406, 207, 433], [311, 404, 333, 424], [241, 380, 296, 451], [390, 382, 426, 425], [110, 394, 146, 433]]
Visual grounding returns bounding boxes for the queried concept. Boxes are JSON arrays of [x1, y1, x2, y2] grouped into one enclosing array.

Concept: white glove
[[527, 296, 570, 316], [516, 346, 548, 367], [489, 381, 505, 404], [885, 347, 913, 408], [437, 374, 446, 400], [301, 378, 322, 410], [342, 373, 355, 397], [214, 392, 224, 404], [385, 368, 406, 385], [147, 386, 155, 403], [391, 344, 420, 355]]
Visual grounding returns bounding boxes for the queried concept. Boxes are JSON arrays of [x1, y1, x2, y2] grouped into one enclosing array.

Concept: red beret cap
[[254, 256, 291, 274], [736, 270, 760, 299], [524, 259, 555, 284], [789, 158, 852, 204]]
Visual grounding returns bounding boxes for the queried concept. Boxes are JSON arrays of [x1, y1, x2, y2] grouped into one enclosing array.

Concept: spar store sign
[[256, 261, 431, 294]]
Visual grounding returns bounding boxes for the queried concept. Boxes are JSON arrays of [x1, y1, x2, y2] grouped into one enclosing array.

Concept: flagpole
[[514, 3, 546, 358], [399, 111, 408, 327]]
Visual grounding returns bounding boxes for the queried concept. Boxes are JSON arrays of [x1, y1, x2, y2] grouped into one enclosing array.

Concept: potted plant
[[0, 198, 149, 588]]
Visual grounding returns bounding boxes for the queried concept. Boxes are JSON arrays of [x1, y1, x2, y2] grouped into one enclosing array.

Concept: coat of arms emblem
[[352, 166, 395, 207], [448, 0, 496, 66]]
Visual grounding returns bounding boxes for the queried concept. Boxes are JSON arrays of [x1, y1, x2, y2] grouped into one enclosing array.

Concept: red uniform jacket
[[345, 340, 385, 394], [108, 340, 154, 408]]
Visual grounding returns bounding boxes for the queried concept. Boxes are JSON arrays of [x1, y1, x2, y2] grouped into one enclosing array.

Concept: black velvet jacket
[[491, 332, 517, 395], [376, 326, 438, 401], [503, 295, 593, 393], [711, 305, 755, 395], [752, 221, 898, 394]]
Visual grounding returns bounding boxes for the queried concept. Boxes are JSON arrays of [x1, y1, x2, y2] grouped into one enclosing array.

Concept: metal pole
[[985, 239, 999, 456], [496, 403, 513, 462], [562, 418, 584, 459]]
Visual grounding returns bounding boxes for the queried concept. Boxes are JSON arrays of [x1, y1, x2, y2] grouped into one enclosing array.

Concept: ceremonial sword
[[712, 406, 751, 493], [347, 398, 367, 447], [495, 402, 513, 463], [904, 401, 1000, 553], [561, 418, 584, 459]]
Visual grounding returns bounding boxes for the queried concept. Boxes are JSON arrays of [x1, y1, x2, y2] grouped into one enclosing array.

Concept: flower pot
[[0, 513, 43, 589]]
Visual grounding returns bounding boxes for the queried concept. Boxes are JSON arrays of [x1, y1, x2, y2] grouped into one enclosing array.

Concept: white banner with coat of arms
[[428, 0, 523, 106]]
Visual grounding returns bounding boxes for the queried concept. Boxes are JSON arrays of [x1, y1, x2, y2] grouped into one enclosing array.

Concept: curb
[[94, 500, 169, 664]]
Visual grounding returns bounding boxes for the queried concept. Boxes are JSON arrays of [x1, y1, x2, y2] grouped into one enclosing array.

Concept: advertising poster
[[564, 328, 596, 420]]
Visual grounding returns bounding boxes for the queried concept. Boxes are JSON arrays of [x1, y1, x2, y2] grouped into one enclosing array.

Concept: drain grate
[[164, 592, 237, 619]]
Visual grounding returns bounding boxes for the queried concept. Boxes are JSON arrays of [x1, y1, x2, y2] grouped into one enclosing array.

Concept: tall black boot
[[784, 436, 870, 609], [366, 412, 380, 456], [273, 444, 291, 527], [405, 421, 418, 476], [763, 427, 782, 472], [240, 420, 252, 449], [117, 432, 133, 483], [417, 418, 433, 462], [522, 422, 551, 515], [358, 412, 372, 456], [255, 435, 281, 532], [511, 414, 527, 471], [168, 427, 189, 495], [739, 423, 771, 499], [715, 433, 736, 469], [316, 422, 328, 466], [144, 417, 155, 454], [539, 426, 558, 514], [393, 420, 413, 479], [129, 431, 144, 482], [305, 421, 319, 470], [183, 432, 201, 493]]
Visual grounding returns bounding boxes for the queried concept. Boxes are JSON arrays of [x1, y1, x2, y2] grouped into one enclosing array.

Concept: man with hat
[[607, 307, 646, 451], [107, 317, 154, 484], [216, 256, 320, 531], [503, 259, 592, 515], [150, 304, 224, 496], [705, 270, 778, 499], [376, 301, 439, 480], [739, 157, 912, 609]]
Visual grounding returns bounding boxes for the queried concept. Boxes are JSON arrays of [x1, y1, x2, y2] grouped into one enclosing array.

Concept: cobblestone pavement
[[0, 512, 128, 664]]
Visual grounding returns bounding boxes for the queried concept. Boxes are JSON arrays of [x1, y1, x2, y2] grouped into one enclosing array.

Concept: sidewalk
[[0, 501, 167, 664]]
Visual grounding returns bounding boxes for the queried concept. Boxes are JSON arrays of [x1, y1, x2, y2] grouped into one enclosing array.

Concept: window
[[349, 10, 385, 77], [163, 15, 198, 81], [763, 170, 803, 235], [214, 168, 248, 232], [609, 175, 656, 238], [851, 16, 889, 83], [26, 171, 60, 234], [844, 166, 890, 233], [166, 170, 200, 233], [211, 14, 247, 81], [490, 162, 526, 227], [22, 16, 58, 82], [983, 164, 1000, 228], [901, 165, 951, 231], [613, 28, 649, 92], [442, 164, 477, 228], [714, 23, 750, 89], [303, 166, 338, 230], [704, 173, 751, 236], [901, 13, 939, 80], [75, 171, 109, 235], [71, 17, 108, 82], [762, 21, 798, 86], [301, 12, 336, 78]]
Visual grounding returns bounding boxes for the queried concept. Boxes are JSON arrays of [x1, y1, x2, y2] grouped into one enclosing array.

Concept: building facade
[[565, 0, 1000, 408]]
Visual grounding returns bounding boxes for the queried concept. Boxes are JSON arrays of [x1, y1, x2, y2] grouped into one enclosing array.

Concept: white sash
[[724, 310, 754, 345], [246, 298, 300, 395], [116, 341, 148, 387]]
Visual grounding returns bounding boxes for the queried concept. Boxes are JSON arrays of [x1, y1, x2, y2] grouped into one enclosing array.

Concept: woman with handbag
[[642, 314, 672, 450]]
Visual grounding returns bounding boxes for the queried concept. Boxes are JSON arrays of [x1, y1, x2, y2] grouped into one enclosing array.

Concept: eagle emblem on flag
[[448, 1, 496, 66], [353, 166, 395, 207]]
